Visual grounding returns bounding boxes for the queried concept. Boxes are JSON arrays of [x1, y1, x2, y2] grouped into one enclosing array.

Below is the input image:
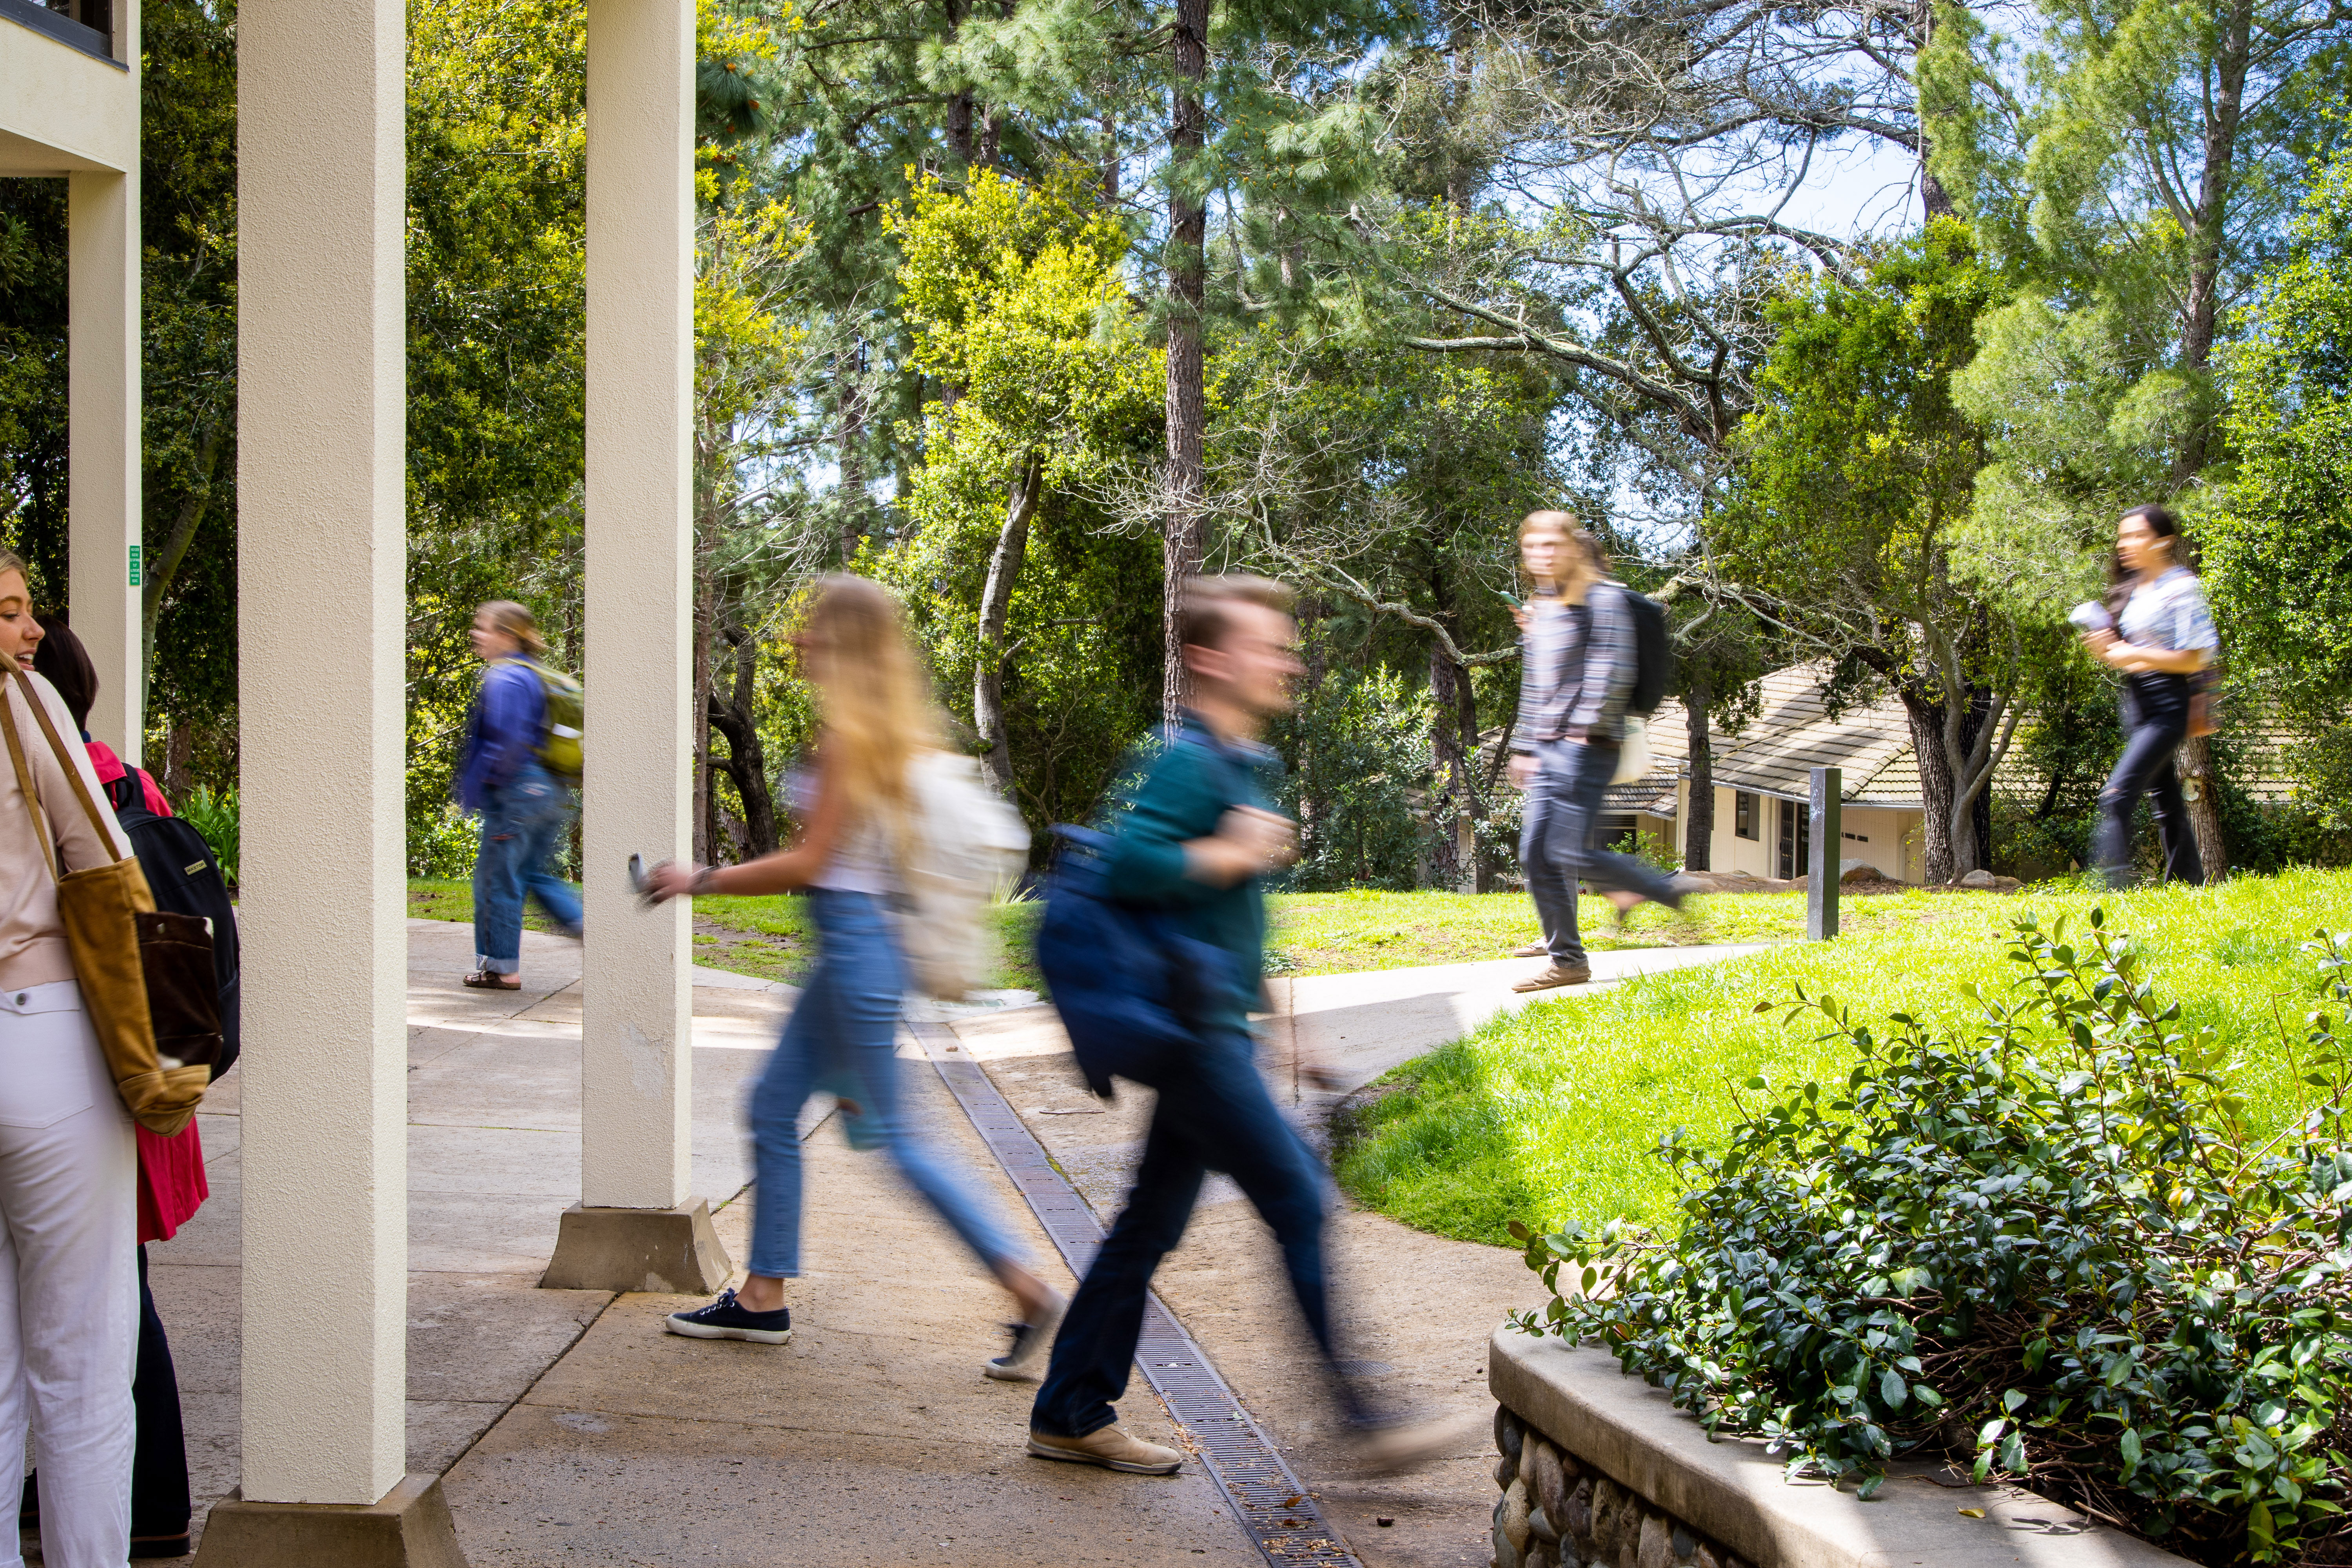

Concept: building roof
[[1491, 664, 2308, 819], [1641, 664, 1925, 809]]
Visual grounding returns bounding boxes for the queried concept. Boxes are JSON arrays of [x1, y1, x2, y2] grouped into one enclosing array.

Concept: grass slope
[[1332, 869, 2352, 1247], [411, 876, 2037, 988]]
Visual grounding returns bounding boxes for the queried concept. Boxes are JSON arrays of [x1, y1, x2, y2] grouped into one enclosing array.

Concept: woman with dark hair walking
[[2079, 504, 2219, 887]]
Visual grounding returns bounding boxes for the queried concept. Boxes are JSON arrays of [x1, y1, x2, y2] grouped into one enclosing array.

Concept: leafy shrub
[[1509, 911, 2352, 1567], [179, 787, 238, 889]]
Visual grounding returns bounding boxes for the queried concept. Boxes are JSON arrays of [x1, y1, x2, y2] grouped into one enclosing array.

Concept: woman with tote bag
[[0, 553, 143, 1566]]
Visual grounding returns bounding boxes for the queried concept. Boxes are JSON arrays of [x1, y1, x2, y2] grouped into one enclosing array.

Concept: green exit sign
[[127, 544, 142, 588]]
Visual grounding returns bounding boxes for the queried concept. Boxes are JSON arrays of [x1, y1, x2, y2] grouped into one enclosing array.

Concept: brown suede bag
[[0, 671, 217, 1136]]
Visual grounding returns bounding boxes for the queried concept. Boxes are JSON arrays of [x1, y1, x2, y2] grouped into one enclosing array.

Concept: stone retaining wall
[[1490, 1402, 1749, 1568], [1488, 1327, 2189, 1568]]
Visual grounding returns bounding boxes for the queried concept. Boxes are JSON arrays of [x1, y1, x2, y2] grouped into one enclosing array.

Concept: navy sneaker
[[665, 1288, 792, 1345]]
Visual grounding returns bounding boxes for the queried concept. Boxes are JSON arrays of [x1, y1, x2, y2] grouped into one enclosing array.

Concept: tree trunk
[[1915, 0, 1958, 219], [708, 628, 780, 858], [2151, 0, 2247, 878], [1296, 597, 1327, 868], [1100, 113, 1118, 200], [2171, 0, 2253, 483], [943, 0, 973, 167], [1428, 637, 1468, 889], [835, 340, 871, 564], [1682, 670, 1713, 871], [1902, 690, 1959, 883], [2177, 732, 2228, 882], [974, 456, 1043, 795], [1159, 0, 1210, 723], [142, 420, 226, 682]]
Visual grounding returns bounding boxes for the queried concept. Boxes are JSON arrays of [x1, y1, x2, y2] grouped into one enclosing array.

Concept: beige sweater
[[0, 673, 134, 993]]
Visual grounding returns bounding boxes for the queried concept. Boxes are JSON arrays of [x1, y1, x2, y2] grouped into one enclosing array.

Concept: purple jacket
[[456, 659, 546, 812]]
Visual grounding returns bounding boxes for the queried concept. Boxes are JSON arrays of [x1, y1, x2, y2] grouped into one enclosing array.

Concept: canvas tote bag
[[0, 671, 217, 1136]]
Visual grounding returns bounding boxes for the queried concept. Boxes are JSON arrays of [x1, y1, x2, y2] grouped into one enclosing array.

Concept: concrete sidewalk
[[152, 922, 780, 1549], [152, 920, 1250, 1564], [145, 922, 1768, 1565], [944, 940, 1773, 1568]]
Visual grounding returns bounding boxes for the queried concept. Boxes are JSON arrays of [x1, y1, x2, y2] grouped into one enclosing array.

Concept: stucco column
[[230, 0, 408, 1508], [67, 165, 140, 760], [540, 0, 735, 1300], [546, 0, 728, 1294]]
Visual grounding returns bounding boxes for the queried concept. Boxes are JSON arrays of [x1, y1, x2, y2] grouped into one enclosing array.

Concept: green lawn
[[1332, 868, 2352, 1247], [409, 876, 2038, 989], [407, 879, 1043, 990], [1264, 884, 2020, 973]]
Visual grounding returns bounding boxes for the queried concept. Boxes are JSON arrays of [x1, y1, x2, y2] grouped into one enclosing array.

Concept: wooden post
[[1807, 767, 1840, 941]]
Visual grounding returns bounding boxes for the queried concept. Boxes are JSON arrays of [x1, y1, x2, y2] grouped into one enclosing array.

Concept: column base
[[193, 1474, 467, 1567], [539, 1199, 733, 1292]]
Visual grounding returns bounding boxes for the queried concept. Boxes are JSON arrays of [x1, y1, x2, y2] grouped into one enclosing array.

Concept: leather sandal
[[463, 970, 521, 991]]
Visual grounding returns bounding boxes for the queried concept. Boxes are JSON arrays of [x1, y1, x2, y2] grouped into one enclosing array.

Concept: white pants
[[0, 981, 136, 1568]]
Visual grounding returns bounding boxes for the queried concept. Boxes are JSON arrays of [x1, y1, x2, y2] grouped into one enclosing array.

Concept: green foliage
[[2207, 145, 2352, 831], [1335, 869, 2352, 1242], [179, 786, 239, 888], [1509, 912, 2352, 1564], [1275, 662, 1428, 891], [877, 171, 1164, 835]]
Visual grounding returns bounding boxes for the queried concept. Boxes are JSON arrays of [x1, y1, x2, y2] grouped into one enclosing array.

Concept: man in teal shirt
[[1027, 576, 1441, 1477]]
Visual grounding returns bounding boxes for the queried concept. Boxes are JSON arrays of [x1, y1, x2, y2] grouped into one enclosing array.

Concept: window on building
[[1595, 813, 1639, 855], [1734, 791, 1759, 840], [1775, 797, 1811, 879]]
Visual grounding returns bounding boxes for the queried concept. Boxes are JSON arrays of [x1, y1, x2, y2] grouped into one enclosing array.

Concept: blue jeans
[[1031, 1028, 1366, 1438], [1519, 737, 1678, 968], [472, 766, 582, 973], [746, 888, 1024, 1280], [2095, 675, 2202, 887]]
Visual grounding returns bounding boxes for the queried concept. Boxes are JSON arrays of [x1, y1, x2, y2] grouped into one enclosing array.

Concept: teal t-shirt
[[1101, 713, 1279, 1034]]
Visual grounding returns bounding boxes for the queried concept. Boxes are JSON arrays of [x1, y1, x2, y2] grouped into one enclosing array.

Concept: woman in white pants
[[0, 555, 138, 1568]]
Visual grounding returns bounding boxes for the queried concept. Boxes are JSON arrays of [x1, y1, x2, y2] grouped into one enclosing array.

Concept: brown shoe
[[1027, 1425, 1183, 1475], [1512, 962, 1592, 992], [1511, 941, 1548, 958]]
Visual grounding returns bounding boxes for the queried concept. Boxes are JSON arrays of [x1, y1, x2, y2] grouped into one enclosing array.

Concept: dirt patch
[[690, 917, 803, 982]]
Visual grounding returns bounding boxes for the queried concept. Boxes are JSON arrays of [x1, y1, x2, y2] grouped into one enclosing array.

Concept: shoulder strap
[[5, 670, 122, 864], [0, 684, 57, 883]]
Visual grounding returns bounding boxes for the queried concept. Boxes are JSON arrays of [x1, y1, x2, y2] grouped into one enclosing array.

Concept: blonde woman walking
[[642, 577, 1063, 1374]]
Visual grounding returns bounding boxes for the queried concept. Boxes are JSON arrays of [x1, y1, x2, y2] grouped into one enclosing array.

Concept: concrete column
[[545, 0, 727, 1294], [230, 0, 408, 1511], [67, 165, 140, 760]]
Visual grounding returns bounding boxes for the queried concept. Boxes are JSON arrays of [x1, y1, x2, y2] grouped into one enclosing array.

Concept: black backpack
[[1619, 585, 1674, 717], [105, 772, 241, 1080]]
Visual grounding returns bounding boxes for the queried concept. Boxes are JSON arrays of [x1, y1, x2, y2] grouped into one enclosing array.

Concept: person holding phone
[[2078, 503, 2218, 887]]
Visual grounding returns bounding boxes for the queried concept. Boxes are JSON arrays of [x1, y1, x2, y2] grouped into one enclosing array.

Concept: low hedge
[[1510, 911, 2352, 1568]]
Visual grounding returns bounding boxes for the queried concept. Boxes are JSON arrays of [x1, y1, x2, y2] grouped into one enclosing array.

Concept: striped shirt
[[1513, 581, 1639, 749]]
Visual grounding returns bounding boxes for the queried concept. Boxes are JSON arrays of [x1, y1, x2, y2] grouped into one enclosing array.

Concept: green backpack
[[503, 659, 583, 785]]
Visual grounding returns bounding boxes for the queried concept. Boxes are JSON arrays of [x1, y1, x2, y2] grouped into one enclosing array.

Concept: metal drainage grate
[[910, 1021, 1361, 1568]]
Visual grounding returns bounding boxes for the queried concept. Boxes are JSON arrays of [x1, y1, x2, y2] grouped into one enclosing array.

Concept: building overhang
[[0, 4, 134, 176]]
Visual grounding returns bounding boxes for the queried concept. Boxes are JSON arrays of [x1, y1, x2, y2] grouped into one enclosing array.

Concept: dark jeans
[[472, 764, 583, 973], [2095, 675, 2202, 887], [23, 1247, 189, 1546], [1519, 737, 1680, 967], [1031, 1029, 1365, 1439]]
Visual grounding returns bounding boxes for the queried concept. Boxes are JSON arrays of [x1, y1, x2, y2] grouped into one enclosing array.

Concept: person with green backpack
[[456, 601, 584, 991]]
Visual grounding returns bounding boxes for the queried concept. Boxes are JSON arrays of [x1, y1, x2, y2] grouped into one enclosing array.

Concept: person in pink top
[[27, 615, 203, 1559]]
